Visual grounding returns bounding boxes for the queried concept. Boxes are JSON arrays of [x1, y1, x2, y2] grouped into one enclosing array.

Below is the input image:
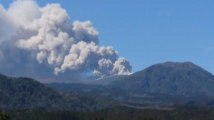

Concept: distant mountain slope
[[80, 75, 128, 86], [0, 74, 91, 111], [49, 62, 214, 107], [112, 62, 214, 97]]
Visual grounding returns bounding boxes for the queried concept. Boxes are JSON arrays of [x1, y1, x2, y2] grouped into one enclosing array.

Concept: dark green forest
[[3, 106, 214, 120], [0, 112, 10, 120]]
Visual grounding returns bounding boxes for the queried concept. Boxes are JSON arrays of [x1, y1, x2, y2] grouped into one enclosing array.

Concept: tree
[[0, 112, 11, 120]]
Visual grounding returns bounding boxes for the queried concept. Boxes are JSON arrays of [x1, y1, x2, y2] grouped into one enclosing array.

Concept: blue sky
[[1, 0, 214, 73]]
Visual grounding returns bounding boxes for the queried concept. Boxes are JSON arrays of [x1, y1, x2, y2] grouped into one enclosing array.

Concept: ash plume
[[0, 0, 132, 81]]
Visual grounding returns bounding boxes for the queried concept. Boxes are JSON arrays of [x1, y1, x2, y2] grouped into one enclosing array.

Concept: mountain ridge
[[0, 75, 98, 111], [1, 61, 214, 111], [106, 61, 214, 96], [48, 61, 214, 108]]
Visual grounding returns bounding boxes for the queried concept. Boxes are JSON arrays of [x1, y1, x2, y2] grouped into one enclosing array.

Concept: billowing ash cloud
[[0, 0, 132, 81]]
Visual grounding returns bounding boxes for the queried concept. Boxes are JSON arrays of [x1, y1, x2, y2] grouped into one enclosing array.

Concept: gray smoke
[[0, 0, 132, 81]]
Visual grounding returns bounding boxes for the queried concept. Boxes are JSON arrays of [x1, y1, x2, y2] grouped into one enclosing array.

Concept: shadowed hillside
[[0, 74, 97, 111], [5, 106, 214, 120]]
